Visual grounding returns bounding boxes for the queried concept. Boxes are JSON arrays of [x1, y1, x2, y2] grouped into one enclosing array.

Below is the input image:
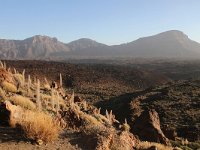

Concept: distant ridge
[[1, 30, 200, 59]]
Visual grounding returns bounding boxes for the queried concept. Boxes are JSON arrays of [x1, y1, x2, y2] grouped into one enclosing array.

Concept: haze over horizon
[[0, 0, 200, 45]]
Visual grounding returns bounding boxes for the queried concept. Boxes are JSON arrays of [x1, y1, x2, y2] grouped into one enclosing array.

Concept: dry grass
[[10, 95, 36, 110], [19, 110, 61, 143], [1, 81, 17, 93], [136, 141, 173, 150]]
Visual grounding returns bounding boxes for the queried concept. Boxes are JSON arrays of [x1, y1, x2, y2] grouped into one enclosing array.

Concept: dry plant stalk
[[22, 69, 25, 87], [51, 88, 55, 109], [56, 91, 60, 113], [69, 91, 74, 107], [0, 61, 3, 68], [3, 61, 6, 70], [59, 73, 62, 87], [36, 79, 42, 111], [83, 101, 87, 111], [27, 75, 31, 95], [13, 68, 17, 74]]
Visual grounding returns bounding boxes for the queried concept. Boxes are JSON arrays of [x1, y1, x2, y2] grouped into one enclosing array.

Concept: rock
[[95, 129, 137, 150], [3, 100, 24, 127], [132, 109, 171, 145]]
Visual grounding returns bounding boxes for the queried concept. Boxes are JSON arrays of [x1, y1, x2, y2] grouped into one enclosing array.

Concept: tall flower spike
[[51, 88, 55, 110], [36, 79, 42, 111], [98, 107, 101, 114], [3, 62, 6, 69], [0, 61, 3, 68], [83, 101, 87, 111], [22, 69, 25, 87], [69, 91, 74, 106], [56, 91, 60, 113], [59, 73, 62, 87], [13, 68, 17, 74], [106, 110, 109, 121], [27, 75, 31, 95]]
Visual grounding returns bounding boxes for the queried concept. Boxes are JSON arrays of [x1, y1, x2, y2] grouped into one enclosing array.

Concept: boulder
[[1, 101, 24, 127], [132, 109, 171, 145]]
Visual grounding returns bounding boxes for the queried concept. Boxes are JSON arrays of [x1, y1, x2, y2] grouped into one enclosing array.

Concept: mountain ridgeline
[[1, 30, 200, 59]]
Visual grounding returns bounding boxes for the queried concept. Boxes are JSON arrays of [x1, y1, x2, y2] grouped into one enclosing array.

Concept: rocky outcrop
[[131, 109, 171, 146], [4, 101, 25, 127]]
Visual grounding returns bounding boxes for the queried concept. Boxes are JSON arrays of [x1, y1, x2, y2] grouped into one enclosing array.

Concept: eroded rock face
[[131, 109, 171, 145]]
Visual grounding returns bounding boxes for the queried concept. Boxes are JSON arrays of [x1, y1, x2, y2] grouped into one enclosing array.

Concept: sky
[[0, 0, 200, 45]]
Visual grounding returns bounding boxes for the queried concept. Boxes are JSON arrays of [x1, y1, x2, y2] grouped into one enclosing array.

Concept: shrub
[[1, 81, 17, 93], [19, 111, 61, 143], [10, 95, 36, 110], [0, 87, 6, 101]]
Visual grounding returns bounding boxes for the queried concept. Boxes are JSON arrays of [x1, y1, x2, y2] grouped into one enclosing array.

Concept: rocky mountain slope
[[96, 80, 200, 143], [1, 30, 200, 59]]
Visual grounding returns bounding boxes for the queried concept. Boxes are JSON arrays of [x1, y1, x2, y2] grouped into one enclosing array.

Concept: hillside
[[96, 80, 200, 143], [3, 60, 171, 103], [0, 61, 179, 150], [113, 30, 200, 58], [1, 30, 200, 59]]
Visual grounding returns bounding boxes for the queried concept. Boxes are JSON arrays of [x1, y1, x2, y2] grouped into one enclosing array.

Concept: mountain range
[[1, 30, 200, 59]]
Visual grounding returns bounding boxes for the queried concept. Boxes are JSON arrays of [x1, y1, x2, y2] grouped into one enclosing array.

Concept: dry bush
[[136, 141, 173, 150], [1, 81, 17, 93], [10, 95, 36, 110], [0, 87, 6, 101], [79, 111, 102, 127], [19, 110, 61, 143]]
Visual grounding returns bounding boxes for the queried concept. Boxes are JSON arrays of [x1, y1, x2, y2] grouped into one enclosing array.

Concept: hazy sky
[[0, 0, 199, 45]]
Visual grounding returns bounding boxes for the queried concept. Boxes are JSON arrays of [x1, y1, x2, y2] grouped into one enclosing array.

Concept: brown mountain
[[0, 35, 70, 59], [1, 30, 200, 59], [113, 30, 200, 58]]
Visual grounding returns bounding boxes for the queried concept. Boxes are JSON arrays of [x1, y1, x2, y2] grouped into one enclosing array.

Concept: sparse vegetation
[[0, 60, 199, 150]]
